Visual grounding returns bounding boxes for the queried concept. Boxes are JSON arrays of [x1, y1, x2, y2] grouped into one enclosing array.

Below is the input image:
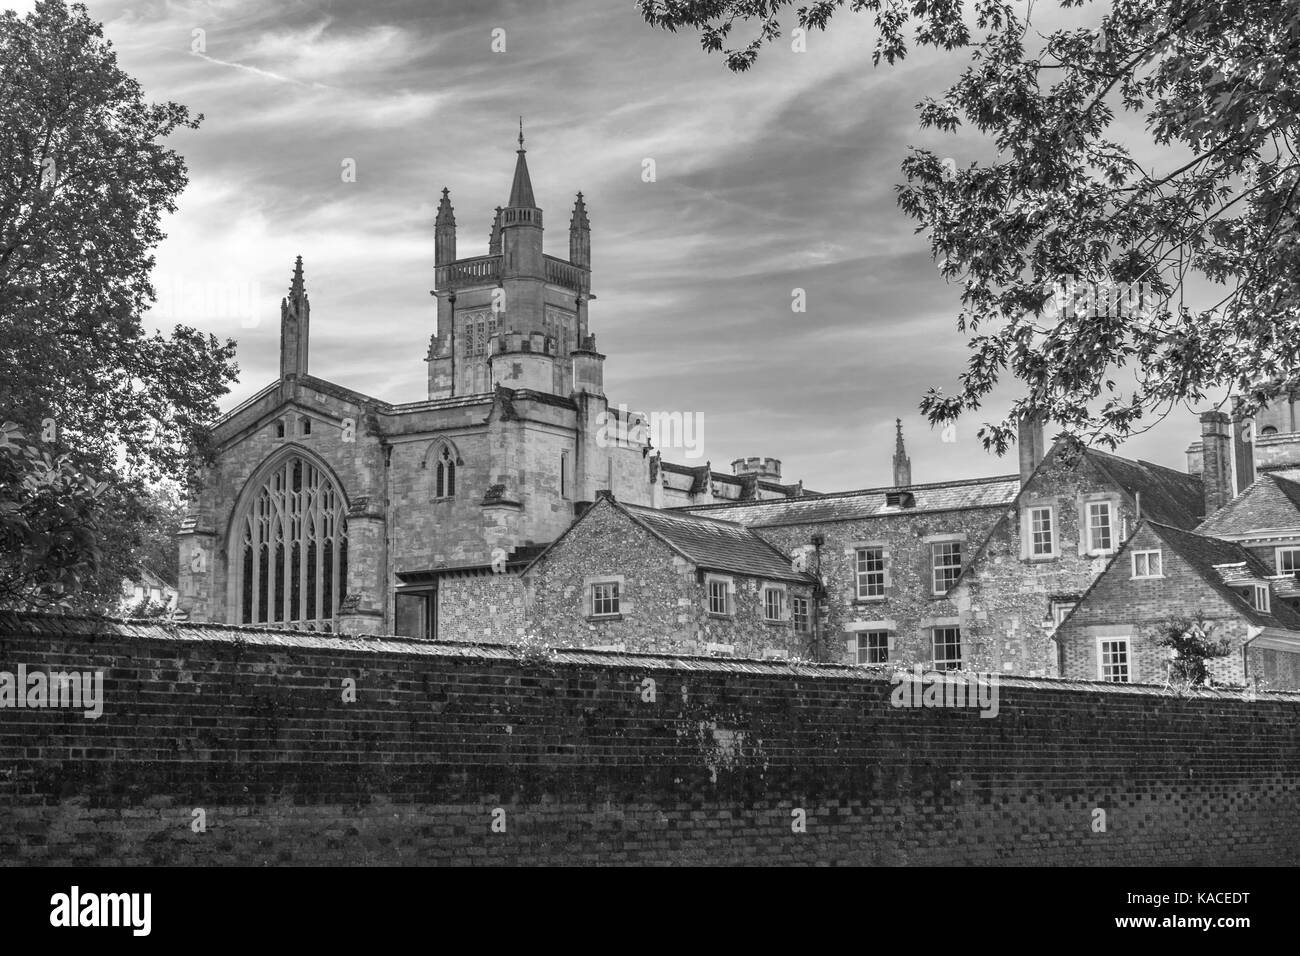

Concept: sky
[[15, 0, 1210, 491]]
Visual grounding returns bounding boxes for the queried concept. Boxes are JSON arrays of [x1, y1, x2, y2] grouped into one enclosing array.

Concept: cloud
[[80, 0, 1206, 492]]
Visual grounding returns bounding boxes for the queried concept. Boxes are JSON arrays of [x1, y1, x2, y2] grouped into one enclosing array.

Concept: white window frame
[[856, 630, 890, 665], [931, 626, 964, 670], [589, 579, 621, 618], [1130, 549, 1163, 579], [854, 545, 887, 600], [1275, 546, 1300, 577], [1097, 636, 1132, 682], [930, 541, 963, 596], [1027, 504, 1056, 558], [705, 575, 733, 617], [1085, 500, 1115, 555], [1252, 583, 1270, 612], [762, 585, 788, 623]]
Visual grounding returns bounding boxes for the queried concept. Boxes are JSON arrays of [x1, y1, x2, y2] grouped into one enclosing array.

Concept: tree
[[0, 2, 238, 606], [1154, 612, 1231, 686], [638, 0, 1300, 453], [0, 421, 106, 608], [133, 482, 185, 590]]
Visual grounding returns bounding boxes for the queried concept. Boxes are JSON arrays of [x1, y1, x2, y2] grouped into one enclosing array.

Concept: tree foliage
[[638, 0, 1300, 452], [1154, 611, 1231, 685], [0, 2, 237, 606], [0, 421, 105, 608]]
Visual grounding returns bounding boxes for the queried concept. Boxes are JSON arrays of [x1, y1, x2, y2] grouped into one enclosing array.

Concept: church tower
[[279, 255, 309, 380], [426, 122, 599, 399]]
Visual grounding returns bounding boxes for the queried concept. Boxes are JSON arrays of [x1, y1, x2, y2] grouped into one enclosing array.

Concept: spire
[[507, 120, 536, 209], [569, 192, 590, 269], [435, 187, 456, 266], [280, 255, 309, 380], [489, 206, 503, 255], [288, 255, 305, 303], [892, 418, 912, 487]]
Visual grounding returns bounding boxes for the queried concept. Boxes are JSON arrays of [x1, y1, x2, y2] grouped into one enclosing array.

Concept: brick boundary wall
[[1, 613, 1298, 866]]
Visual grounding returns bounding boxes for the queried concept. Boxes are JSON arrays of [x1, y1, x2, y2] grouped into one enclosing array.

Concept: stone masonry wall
[[437, 573, 527, 644], [954, 455, 1142, 678], [1, 614, 1298, 866], [752, 506, 1005, 666], [525, 502, 811, 658], [1054, 523, 1298, 688]]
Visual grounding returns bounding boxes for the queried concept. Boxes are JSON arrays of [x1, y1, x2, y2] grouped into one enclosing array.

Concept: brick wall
[[1, 614, 1298, 866]]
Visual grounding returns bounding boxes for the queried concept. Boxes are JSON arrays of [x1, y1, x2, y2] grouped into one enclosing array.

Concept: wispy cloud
[[68, 0, 1206, 491]]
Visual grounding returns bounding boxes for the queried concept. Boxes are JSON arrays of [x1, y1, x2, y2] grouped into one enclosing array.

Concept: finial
[[518, 116, 525, 150], [290, 255, 304, 295], [441, 186, 449, 198]]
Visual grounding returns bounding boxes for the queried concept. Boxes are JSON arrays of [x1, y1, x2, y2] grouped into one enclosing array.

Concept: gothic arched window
[[236, 455, 347, 630], [435, 445, 456, 498]]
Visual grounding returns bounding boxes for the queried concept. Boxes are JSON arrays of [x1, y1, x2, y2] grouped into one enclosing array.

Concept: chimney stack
[[1199, 410, 1233, 517], [1017, 412, 1046, 486]]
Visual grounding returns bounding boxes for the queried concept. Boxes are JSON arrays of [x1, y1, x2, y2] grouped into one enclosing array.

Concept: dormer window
[[1276, 547, 1300, 579], [1251, 584, 1270, 612], [885, 491, 915, 508]]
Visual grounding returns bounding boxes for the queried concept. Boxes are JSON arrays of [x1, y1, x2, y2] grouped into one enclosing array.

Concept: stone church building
[[177, 137, 800, 639], [176, 136, 1300, 689]]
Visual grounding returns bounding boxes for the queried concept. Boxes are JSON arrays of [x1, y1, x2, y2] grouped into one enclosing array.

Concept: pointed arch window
[[236, 455, 348, 630], [435, 445, 457, 499]]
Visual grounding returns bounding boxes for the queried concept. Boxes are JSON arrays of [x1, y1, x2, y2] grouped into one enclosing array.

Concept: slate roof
[[679, 474, 1020, 527], [1197, 473, 1300, 536], [620, 503, 813, 583], [1148, 522, 1300, 630], [1085, 449, 1205, 530]]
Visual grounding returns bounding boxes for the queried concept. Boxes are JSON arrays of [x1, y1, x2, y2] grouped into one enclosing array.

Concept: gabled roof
[[1084, 449, 1204, 530], [523, 496, 814, 585], [1143, 522, 1300, 630], [1196, 472, 1300, 536], [621, 503, 812, 583], [950, 444, 1204, 594], [680, 474, 1020, 528]]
